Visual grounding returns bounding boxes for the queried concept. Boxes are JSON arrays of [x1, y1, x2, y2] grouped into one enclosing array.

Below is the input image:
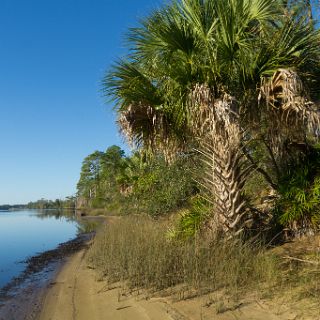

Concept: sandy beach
[[35, 245, 320, 320], [38, 248, 175, 320]]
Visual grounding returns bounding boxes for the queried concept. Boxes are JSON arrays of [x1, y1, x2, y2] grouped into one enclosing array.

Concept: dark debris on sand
[[0, 232, 95, 300]]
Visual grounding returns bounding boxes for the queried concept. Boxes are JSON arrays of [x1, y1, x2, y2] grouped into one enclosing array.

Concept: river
[[0, 209, 79, 289]]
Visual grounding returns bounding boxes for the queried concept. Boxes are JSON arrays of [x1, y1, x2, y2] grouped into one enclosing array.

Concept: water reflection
[[0, 210, 79, 289], [33, 209, 76, 221]]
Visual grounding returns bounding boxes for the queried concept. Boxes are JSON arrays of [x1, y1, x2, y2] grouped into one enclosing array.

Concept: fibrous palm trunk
[[191, 85, 252, 237]]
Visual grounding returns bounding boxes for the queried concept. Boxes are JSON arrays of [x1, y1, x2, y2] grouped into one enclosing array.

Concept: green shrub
[[276, 146, 320, 232], [121, 156, 198, 217], [77, 147, 198, 217], [168, 195, 210, 239]]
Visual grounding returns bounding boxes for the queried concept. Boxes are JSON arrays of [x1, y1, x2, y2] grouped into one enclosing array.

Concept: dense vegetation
[[80, 0, 320, 309], [78, 0, 320, 240], [77, 145, 197, 216]]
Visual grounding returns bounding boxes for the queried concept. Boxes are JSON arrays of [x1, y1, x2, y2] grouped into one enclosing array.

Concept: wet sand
[[0, 233, 93, 320]]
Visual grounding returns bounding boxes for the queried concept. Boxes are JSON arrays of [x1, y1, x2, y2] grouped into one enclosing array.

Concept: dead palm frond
[[118, 104, 185, 163], [259, 68, 320, 162]]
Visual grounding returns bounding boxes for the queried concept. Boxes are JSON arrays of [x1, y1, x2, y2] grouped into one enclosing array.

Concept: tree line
[[0, 198, 76, 211], [26, 197, 76, 210], [77, 145, 197, 218]]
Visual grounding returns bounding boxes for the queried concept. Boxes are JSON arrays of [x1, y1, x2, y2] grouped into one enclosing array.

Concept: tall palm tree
[[104, 0, 320, 236]]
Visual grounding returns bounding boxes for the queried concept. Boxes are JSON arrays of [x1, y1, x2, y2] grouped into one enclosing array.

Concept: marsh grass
[[282, 253, 320, 301], [88, 217, 280, 298]]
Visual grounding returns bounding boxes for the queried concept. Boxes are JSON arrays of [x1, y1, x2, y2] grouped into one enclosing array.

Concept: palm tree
[[104, 0, 320, 236]]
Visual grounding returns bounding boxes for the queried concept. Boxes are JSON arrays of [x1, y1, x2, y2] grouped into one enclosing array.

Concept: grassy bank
[[88, 217, 320, 306], [88, 217, 280, 298]]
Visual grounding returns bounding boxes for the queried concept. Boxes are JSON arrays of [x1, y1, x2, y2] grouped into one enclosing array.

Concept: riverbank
[[2, 214, 319, 320], [0, 232, 93, 320], [37, 216, 320, 320], [36, 241, 319, 320]]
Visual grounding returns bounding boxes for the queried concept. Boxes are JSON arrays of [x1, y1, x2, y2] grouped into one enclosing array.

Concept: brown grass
[[88, 216, 280, 298]]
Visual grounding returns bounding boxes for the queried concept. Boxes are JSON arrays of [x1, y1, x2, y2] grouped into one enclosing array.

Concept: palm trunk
[[191, 85, 251, 237], [199, 133, 251, 236]]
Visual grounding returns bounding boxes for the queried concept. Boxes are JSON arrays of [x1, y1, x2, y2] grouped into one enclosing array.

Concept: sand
[[37, 246, 320, 320], [38, 249, 174, 320]]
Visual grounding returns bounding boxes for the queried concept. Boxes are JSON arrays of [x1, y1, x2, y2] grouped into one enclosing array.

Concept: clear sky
[[0, 0, 164, 204]]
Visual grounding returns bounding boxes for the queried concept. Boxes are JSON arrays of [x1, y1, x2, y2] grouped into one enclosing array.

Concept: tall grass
[[88, 217, 279, 297]]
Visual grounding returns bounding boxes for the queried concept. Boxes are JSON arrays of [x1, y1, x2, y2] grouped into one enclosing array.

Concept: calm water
[[0, 210, 78, 289]]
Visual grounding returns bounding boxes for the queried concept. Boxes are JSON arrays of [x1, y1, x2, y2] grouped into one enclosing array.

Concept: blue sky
[[0, 0, 164, 204]]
